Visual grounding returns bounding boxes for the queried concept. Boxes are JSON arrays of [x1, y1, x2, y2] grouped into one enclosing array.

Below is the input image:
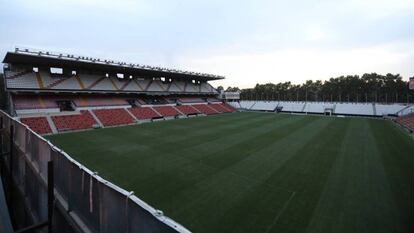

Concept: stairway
[[88, 110, 104, 128], [301, 102, 307, 112], [46, 115, 58, 134]]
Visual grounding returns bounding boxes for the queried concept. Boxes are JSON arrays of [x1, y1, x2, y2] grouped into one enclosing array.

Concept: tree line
[[219, 73, 414, 103]]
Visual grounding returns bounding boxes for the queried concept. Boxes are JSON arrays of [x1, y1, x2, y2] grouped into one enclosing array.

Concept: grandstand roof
[[2, 48, 224, 81]]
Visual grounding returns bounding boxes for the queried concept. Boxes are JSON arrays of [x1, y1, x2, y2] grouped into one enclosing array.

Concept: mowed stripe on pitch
[[47, 113, 414, 233]]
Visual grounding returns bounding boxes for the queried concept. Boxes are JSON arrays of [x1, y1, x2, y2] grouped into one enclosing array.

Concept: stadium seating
[[303, 102, 325, 113], [185, 83, 200, 93], [228, 102, 241, 109], [207, 98, 221, 103], [178, 97, 205, 103], [335, 103, 374, 116], [175, 105, 200, 115], [52, 111, 97, 132], [222, 103, 236, 112], [236, 101, 414, 116], [73, 96, 129, 107], [240, 101, 255, 109], [250, 101, 278, 111], [128, 107, 161, 120], [5, 71, 38, 89], [395, 113, 414, 132], [192, 104, 218, 115], [139, 96, 169, 105], [14, 94, 130, 110], [200, 82, 216, 93], [207, 104, 224, 113], [93, 108, 135, 126], [399, 106, 414, 116], [164, 98, 177, 104], [147, 79, 169, 92], [278, 101, 306, 112], [133, 98, 146, 105], [20, 117, 52, 135], [375, 104, 407, 116], [13, 95, 59, 109], [209, 103, 234, 113], [152, 106, 181, 117], [5, 68, 218, 94]]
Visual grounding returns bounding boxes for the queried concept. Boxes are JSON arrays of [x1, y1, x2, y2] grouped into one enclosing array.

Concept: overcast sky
[[0, 0, 413, 88]]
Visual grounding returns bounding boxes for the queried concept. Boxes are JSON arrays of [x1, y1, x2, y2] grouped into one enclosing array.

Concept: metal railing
[[0, 110, 190, 233]]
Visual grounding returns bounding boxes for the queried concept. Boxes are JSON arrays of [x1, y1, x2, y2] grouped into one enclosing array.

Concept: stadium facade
[[0, 48, 236, 233], [1, 48, 414, 233], [2, 48, 235, 135]]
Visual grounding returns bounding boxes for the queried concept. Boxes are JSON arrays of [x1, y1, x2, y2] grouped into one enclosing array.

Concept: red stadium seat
[[396, 113, 414, 132], [192, 104, 218, 115], [222, 103, 236, 112], [21, 117, 52, 135], [152, 106, 181, 117], [52, 111, 97, 132], [93, 108, 135, 126], [175, 105, 200, 115], [209, 103, 232, 113], [128, 107, 161, 120]]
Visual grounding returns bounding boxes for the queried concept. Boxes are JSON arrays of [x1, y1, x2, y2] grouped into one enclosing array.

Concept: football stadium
[[0, 47, 413, 233]]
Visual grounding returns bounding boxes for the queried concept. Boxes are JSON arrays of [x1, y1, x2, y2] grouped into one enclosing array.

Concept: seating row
[[19, 103, 236, 134], [52, 111, 97, 132], [396, 113, 414, 132], [21, 117, 52, 134], [5, 70, 217, 93]]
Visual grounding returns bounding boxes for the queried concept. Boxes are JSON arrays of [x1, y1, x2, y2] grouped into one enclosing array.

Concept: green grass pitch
[[47, 112, 414, 233]]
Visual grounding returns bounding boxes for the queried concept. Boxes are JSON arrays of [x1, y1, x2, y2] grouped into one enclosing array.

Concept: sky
[[0, 0, 413, 88]]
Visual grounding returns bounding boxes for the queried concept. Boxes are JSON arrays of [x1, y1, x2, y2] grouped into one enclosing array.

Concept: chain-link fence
[[0, 110, 190, 233]]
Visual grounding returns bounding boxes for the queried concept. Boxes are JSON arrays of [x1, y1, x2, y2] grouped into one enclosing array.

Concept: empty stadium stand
[[207, 97, 221, 103], [178, 97, 205, 103], [13, 95, 59, 109], [20, 116, 52, 134], [192, 104, 218, 115], [2, 48, 235, 135], [398, 105, 414, 116], [128, 107, 161, 120], [239, 101, 255, 109], [222, 103, 236, 112], [335, 103, 374, 116], [375, 104, 407, 116], [303, 102, 325, 113], [396, 113, 414, 132], [153, 106, 181, 117], [175, 105, 200, 115], [138, 96, 169, 105], [5, 68, 218, 94], [250, 101, 278, 111], [236, 101, 413, 117], [93, 108, 135, 126], [228, 101, 241, 109], [52, 111, 97, 132], [278, 101, 306, 112], [73, 96, 129, 107], [209, 103, 234, 113]]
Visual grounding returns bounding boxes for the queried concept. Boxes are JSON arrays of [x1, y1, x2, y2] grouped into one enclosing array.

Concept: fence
[[0, 110, 190, 233]]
